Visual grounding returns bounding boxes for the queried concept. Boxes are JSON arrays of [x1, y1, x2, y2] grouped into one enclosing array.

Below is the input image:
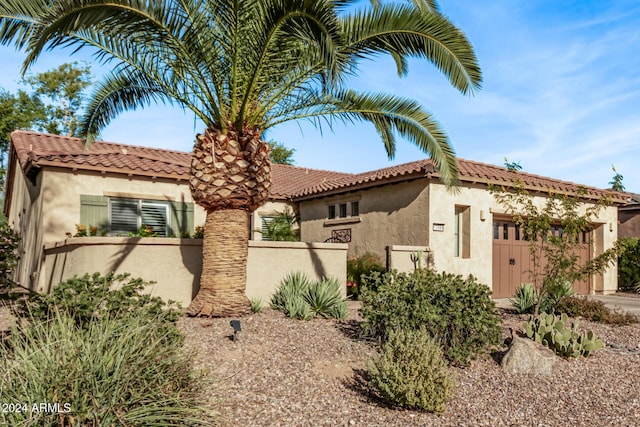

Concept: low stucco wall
[[387, 245, 432, 274], [40, 237, 347, 307], [246, 240, 348, 302]]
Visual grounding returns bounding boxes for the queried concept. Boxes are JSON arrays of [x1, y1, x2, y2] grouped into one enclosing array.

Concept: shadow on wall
[[308, 245, 329, 278], [180, 241, 202, 300]]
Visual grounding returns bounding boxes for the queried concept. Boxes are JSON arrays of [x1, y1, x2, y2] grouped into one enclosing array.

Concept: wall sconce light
[[480, 210, 486, 222], [609, 222, 614, 232], [230, 320, 241, 342]]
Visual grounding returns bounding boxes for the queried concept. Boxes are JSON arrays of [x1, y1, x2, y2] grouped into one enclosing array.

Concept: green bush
[[360, 270, 501, 366], [0, 223, 20, 294], [0, 311, 211, 426], [368, 328, 454, 413], [17, 272, 180, 322], [541, 278, 575, 313], [346, 252, 386, 299], [270, 272, 346, 320], [16, 272, 183, 345], [619, 237, 640, 291], [523, 312, 603, 357], [556, 296, 638, 325]]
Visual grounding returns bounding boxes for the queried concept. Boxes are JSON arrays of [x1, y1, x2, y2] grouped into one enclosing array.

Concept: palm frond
[[341, 4, 481, 94], [0, 0, 479, 187], [81, 69, 194, 143], [268, 89, 459, 187], [0, 0, 49, 50]]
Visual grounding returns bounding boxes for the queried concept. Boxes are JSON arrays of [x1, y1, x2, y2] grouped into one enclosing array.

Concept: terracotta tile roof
[[270, 164, 353, 199], [290, 157, 630, 203], [9, 130, 352, 200], [11, 130, 191, 180], [11, 130, 628, 204]]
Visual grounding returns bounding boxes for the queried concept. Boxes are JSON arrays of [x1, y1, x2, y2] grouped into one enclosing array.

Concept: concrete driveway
[[589, 294, 640, 315], [494, 294, 640, 315]]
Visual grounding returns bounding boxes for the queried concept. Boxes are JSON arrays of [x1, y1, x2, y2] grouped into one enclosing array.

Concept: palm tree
[[0, 0, 481, 317]]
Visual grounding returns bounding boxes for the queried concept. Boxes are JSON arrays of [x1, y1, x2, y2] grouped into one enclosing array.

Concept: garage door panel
[[493, 219, 593, 298]]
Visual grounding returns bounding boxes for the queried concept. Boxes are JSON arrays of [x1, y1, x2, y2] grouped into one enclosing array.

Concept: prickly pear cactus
[[522, 313, 603, 358]]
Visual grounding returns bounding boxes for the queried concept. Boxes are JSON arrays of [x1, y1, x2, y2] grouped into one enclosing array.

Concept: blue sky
[[1, 1, 639, 193]]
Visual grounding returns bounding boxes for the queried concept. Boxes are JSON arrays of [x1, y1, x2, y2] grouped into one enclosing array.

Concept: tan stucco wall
[[40, 238, 347, 306], [428, 183, 620, 294], [299, 179, 620, 294], [426, 184, 496, 286], [40, 167, 207, 243], [387, 245, 432, 273], [41, 238, 203, 304], [299, 179, 430, 259], [246, 240, 347, 302]]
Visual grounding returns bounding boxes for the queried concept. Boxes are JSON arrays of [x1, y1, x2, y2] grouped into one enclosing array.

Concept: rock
[[501, 336, 558, 376]]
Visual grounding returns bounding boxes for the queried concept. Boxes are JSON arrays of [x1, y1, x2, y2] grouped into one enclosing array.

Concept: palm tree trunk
[[187, 126, 271, 317], [186, 208, 251, 317]]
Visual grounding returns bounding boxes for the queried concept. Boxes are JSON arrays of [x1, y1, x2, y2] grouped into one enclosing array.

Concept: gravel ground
[[2, 302, 639, 426], [179, 304, 640, 427]]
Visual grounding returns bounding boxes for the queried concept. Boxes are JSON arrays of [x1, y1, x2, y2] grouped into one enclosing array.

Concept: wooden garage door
[[491, 220, 591, 298]]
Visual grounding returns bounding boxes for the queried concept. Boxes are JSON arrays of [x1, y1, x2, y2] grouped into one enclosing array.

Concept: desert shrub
[[511, 283, 537, 314], [250, 297, 264, 313], [510, 280, 575, 314], [540, 278, 575, 313], [556, 296, 638, 325], [555, 296, 609, 322], [270, 272, 346, 320], [17, 272, 180, 323], [0, 311, 211, 426], [346, 252, 386, 298], [618, 237, 640, 291], [605, 309, 640, 325], [523, 312, 603, 357], [0, 223, 20, 294], [360, 270, 501, 366], [16, 272, 182, 344], [368, 328, 454, 413]]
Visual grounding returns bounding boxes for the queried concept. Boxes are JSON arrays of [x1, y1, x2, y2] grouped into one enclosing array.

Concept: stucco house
[[4, 130, 626, 301], [619, 193, 640, 238]]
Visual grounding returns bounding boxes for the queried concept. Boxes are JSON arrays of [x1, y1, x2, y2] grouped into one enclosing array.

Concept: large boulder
[[501, 336, 559, 376]]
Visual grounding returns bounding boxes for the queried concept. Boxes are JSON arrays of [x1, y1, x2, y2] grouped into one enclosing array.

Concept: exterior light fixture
[[230, 320, 241, 342]]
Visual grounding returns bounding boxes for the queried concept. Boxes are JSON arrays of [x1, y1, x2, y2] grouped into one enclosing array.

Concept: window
[[327, 200, 360, 220], [110, 198, 169, 236], [328, 205, 336, 220], [351, 201, 359, 217], [454, 206, 471, 258], [261, 216, 274, 241], [339, 203, 347, 218], [454, 208, 461, 257]]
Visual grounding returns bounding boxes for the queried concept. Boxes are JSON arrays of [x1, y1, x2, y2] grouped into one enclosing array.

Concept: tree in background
[[609, 165, 625, 192], [267, 141, 296, 166], [23, 62, 92, 137], [0, 62, 92, 194]]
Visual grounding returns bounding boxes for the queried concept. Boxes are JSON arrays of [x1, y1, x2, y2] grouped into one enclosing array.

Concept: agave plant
[[304, 277, 346, 319], [0, 0, 481, 316]]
